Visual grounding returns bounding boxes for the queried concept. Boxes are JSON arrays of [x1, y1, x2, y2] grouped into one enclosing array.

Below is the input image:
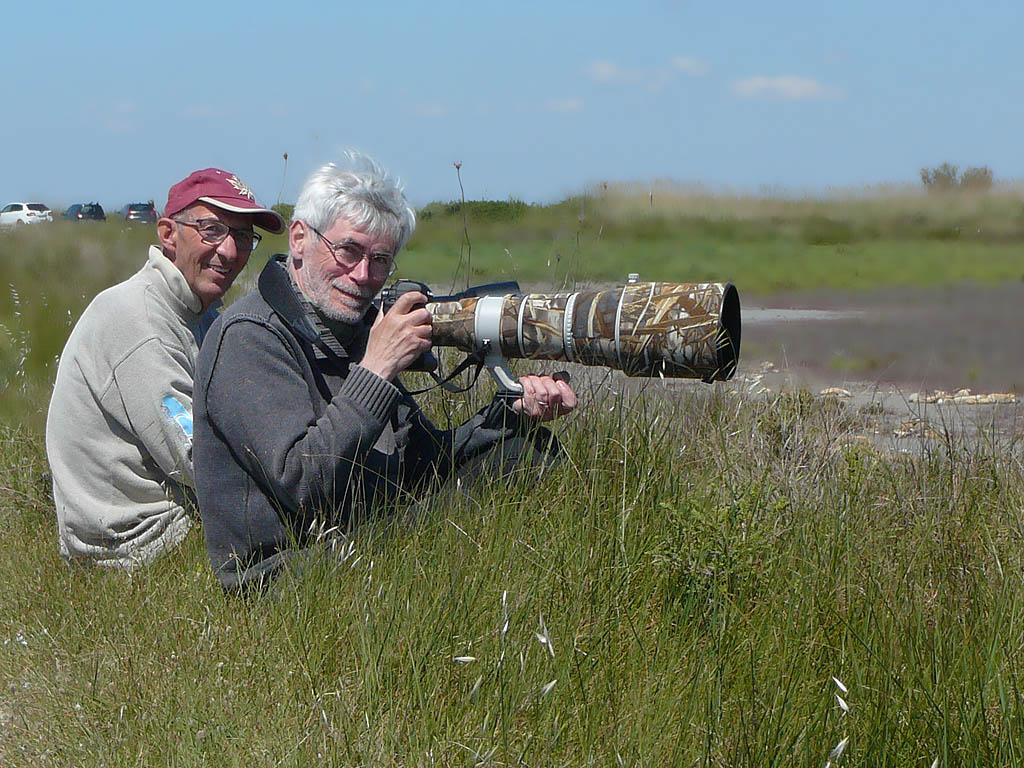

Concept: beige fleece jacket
[[45, 246, 218, 567]]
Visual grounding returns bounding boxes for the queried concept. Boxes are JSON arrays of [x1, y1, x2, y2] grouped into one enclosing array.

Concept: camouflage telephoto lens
[[429, 282, 741, 382]]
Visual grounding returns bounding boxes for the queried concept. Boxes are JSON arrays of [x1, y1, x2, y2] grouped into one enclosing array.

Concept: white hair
[[291, 150, 416, 252]]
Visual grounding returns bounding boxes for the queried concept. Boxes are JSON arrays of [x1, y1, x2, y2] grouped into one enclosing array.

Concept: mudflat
[[743, 280, 1024, 394], [739, 280, 1023, 453]]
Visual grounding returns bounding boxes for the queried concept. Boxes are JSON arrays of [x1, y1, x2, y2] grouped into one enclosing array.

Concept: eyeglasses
[[173, 217, 261, 252], [306, 222, 396, 278]]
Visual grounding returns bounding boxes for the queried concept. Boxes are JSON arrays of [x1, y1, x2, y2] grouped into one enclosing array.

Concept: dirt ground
[[739, 281, 1024, 454]]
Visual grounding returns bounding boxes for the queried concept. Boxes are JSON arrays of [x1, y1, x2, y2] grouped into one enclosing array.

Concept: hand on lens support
[[511, 370, 577, 421]]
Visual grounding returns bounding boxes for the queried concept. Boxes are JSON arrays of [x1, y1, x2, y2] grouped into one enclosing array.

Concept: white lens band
[[474, 295, 506, 352], [562, 293, 579, 363]]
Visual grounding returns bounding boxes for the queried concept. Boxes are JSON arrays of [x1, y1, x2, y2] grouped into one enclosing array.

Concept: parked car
[[63, 203, 106, 222], [0, 202, 52, 227], [119, 202, 158, 224]]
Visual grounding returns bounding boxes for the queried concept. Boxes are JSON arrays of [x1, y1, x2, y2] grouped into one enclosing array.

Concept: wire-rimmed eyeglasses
[[306, 222, 396, 278], [173, 217, 261, 253]]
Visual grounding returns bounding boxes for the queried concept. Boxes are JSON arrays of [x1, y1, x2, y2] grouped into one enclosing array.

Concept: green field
[[3, 188, 1022, 428], [1, 189, 1023, 765]]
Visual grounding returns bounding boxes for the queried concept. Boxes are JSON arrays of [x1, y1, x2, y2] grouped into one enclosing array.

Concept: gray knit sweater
[[194, 256, 536, 592]]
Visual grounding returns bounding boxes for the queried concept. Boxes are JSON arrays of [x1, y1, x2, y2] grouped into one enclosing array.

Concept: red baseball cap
[[164, 168, 285, 233]]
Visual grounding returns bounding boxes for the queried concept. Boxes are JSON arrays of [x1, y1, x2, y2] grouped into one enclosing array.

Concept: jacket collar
[[258, 255, 321, 345], [259, 255, 375, 367], [147, 245, 208, 316]]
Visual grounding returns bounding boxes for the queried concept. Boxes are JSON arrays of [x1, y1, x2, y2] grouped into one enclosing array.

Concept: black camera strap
[[401, 348, 490, 395]]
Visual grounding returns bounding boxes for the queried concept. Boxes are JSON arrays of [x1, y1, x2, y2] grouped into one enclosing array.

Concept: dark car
[[120, 202, 158, 225], [64, 203, 106, 222]]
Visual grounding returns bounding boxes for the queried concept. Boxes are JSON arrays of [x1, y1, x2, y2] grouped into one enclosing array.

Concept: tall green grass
[[2, 382, 1022, 765], [2, 190, 1024, 764]]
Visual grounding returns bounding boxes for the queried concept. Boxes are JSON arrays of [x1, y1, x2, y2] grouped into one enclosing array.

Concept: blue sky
[[2, 0, 1021, 209]]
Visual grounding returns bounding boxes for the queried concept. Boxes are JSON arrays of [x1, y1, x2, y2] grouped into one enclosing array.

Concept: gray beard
[[301, 275, 373, 325], [310, 295, 365, 324]]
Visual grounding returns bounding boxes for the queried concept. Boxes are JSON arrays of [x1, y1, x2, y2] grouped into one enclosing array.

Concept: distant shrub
[[920, 162, 960, 192], [801, 215, 855, 245], [960, 165, 994, 192], [272, 203, 294, 222], [920, 163, 994, 194], [612, 215, 674, 241], [926, 226, 961, 241], [428, 198, 530, 222]]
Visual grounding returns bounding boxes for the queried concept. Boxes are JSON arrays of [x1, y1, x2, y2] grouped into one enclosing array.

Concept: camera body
[[372, 279, 522, 372], [376, 279, 435, 316]]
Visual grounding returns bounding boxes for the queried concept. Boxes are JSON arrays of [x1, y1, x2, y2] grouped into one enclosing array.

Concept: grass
[[410, 185, 1024, 291], [1, 187, 1024, 764], [2, 382, 1023, 765]]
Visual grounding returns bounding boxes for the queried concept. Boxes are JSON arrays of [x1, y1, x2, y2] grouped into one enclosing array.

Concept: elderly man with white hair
[[193, 151, 576, 592]]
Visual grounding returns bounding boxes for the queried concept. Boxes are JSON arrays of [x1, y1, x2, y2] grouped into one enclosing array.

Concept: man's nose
[[216, 235, 241, 260], [348, 255, 372, 283]]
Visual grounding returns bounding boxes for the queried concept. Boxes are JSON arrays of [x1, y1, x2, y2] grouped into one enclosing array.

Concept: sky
[[2, 0, 1021, 210]]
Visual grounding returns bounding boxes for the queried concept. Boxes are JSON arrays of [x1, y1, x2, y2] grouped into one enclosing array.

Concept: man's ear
[[288, 219, 307, 264], [157, 217, 177, 258]]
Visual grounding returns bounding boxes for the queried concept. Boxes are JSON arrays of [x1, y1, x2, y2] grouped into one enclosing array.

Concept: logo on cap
[[227, 175, 255, 201]]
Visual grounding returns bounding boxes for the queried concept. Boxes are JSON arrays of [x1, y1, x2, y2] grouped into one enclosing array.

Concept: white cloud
[[585, 59, 635, 84], [585, 55, 708, 91], [730, 76, 841, 100], [543, 98, 584, 114], [670, 55, 709, 76]]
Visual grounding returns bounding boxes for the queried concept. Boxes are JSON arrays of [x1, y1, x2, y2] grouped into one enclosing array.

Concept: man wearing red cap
[[45, 168, 284, 568]]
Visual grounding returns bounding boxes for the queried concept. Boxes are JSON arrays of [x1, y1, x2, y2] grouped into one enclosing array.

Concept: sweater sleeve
[[110, 337, 198, 488], [396, 391, 538, 493], [200, 317, 402, 519]]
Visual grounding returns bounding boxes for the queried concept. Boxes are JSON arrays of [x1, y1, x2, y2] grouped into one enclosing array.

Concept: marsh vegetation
[[1, 187, 1022, 765]]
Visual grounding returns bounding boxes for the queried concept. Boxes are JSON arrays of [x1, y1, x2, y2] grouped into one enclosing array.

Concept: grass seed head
[[536, 614, 555, 658], [825, 736, 849, 766]]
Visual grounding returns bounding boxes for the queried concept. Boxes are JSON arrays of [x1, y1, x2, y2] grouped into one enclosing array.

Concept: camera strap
[[401, 348, 489, 395]]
